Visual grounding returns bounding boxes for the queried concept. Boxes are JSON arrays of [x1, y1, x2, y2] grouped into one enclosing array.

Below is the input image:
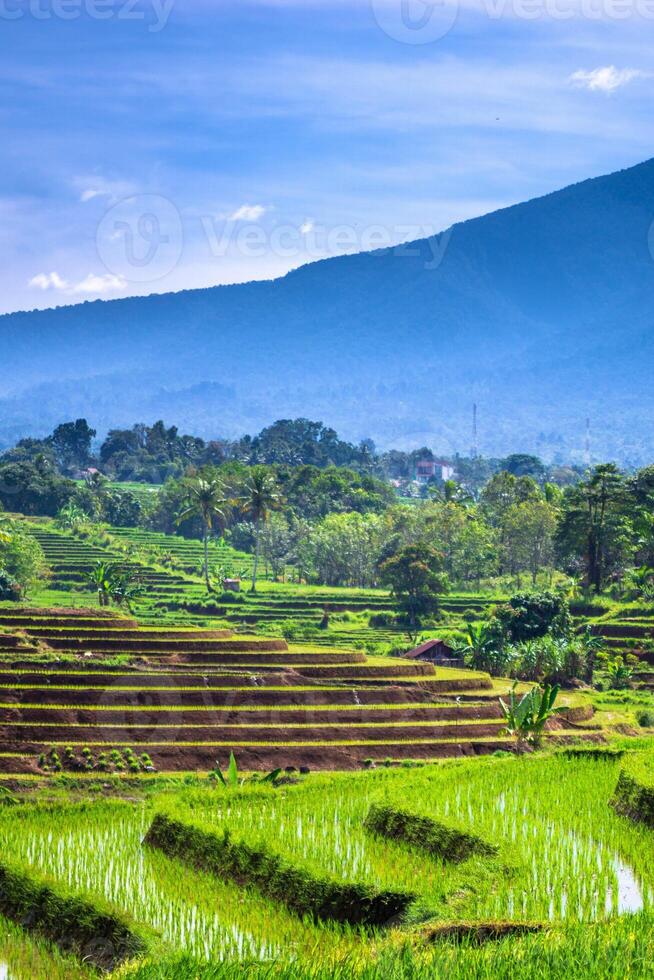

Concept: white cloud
[[299, 219, 314, 234], [70, 273, 127, 294], [229, 203, 268, 221], [73, 176, 135, 204], [28, 271, 70, 291], [28, 271, 126, 296], [570, 66, 647, 94]]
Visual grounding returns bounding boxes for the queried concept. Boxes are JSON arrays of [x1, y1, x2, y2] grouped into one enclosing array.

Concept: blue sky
[[2, 0, 654, 314]]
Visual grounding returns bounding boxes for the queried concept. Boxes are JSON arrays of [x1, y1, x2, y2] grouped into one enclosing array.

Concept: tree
[[0, 458, 76, 516], [239, 468, 282, 591], [51, 419, 96, 474], [493, 591, 571, 645], [556, 464, 632, 593], [260, 513, 294, 580], [499, 683, 563, 748], [177, 473, 228, 591], [426, 502, 497, 585], [459, 621, 508, 675], [502, 499, 557, 585], [89, 561, 142, 611], [499, 454, 546, 482], [0, 522, 47, 597], [379, 543, 449, 643], [299, 512, 383, 587], [56, 501, 90, 530]]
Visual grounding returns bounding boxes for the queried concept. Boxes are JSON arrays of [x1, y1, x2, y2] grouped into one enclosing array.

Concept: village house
[[414, 457, 455, 484]]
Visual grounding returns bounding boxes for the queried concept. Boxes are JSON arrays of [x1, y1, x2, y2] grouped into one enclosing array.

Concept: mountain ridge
[[3, 157, 654, 462]]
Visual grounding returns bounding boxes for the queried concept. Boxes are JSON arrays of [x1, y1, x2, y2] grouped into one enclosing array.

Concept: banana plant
[[90, 560, 115, 607], [209, 751, 283, 788], [499, 682, 563, 748]]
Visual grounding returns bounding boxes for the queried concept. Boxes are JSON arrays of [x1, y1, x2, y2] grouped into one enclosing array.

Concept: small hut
[[403, 638, 462, 667]]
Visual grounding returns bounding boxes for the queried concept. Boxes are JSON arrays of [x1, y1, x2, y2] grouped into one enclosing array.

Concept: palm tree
[[176, 474, 227, 592], [239, 468, 282, 592]]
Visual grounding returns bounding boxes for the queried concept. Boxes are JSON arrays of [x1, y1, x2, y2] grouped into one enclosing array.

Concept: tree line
[[3, 417, 654, 600]]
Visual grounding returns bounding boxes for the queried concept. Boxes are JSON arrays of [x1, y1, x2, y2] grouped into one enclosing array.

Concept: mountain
[[3, 157, 654, 463]]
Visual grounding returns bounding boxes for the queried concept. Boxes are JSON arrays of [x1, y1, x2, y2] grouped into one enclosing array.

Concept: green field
[[1, 754, 654, 977], [16, 520, 501, 652], [2, 517, 654, 976]]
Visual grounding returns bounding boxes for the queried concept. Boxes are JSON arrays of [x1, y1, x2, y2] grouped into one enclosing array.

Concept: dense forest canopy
[[2, 416, 654, 599]]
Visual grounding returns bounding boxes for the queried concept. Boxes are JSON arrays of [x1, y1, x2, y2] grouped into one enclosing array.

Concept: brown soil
[[597, 624, 654, 638], [0, 739, 515, 773], [4, 704, 502, 726], [24, 628, 234, 641], [0, 684, 453, 708], [27, 637, 285, 652], [0, 721, 506, 744]]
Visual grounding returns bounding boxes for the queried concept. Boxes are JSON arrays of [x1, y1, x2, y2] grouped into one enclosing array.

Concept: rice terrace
[[3, 2, 654, 978], [2, 441, 654, 979]]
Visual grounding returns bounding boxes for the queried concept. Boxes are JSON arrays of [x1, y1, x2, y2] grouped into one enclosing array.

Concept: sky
[[1, 0, 654, 314]]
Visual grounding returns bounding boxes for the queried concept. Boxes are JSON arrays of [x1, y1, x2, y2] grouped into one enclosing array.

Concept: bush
[[611, 752, 654, 827], [509, 635, 588, 685], [636, 709, 654, 728], [368, 612, 399, 628], [0, 859, 149, 970], [144, 813, 414, 926], [0, 568, 21, 601], [494, 591, 572, 644], [364, 804, 497, 862]]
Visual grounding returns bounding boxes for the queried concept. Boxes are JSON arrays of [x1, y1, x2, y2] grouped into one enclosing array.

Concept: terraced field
[[0, 607, 591, 775], [585, 605, 654, 692], [21, 522, 501, 648]]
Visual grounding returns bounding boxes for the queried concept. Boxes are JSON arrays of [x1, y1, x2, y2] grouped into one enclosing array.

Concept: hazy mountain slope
[[2, 158, 654, 461]]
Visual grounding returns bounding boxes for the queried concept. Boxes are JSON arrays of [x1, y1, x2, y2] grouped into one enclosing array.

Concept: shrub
[[611, 752, 654, 827], [364, 805, 497, 862], [0, 859, 149, 970], [636, 709, 654, 728], [509, 635, 588, 685], [493, 591, 571, 644], [144, 813, 414, 926], [0, 568, 21, 601], [368, 612, 398, 628]]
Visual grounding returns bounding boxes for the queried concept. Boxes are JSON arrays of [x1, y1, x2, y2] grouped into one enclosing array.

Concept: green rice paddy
[[1, 755, 654, 976]]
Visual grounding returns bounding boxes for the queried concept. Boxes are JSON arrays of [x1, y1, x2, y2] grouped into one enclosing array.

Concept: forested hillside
[[3, 158, 654, 461]]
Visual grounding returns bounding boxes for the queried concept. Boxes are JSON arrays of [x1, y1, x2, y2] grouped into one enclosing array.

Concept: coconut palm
[[176, 474, 227, 592], [239, 468, 282, 592]]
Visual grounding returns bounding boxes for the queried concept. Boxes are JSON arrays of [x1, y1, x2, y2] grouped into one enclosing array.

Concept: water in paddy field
[[0, 813, 278, 963], [0, 964, 8, 979], [611, 857, 644, 915], [442, 786, 649, 922], [0, 765, 650, 963]]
